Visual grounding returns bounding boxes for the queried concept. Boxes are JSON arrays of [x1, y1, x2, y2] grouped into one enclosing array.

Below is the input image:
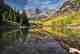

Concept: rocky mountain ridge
[[54, 0, 80, 16]]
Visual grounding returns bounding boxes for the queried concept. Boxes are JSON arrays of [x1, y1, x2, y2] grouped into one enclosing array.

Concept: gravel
[[1, 39, 68, 54]]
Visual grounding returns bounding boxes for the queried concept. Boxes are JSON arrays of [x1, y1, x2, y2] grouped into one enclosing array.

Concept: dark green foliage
[[21, 11, 30, 26], [0, 4, 29, 26], [0, 4, 30, 53]]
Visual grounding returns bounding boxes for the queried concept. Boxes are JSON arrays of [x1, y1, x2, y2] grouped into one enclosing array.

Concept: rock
[[1, 39, 68, 54]]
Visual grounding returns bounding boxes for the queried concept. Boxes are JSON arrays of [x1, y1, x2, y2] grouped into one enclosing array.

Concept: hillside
[[31, 0, 80, 49], [55, 0, 80, 16]]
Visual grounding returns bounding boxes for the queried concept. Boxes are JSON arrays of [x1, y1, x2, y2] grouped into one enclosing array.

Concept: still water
[[0, 25, 68, 54]]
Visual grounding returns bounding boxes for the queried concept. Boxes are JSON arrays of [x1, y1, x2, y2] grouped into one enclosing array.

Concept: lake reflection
[[0, 26, 30, 45], [0, 25, 68, 54]]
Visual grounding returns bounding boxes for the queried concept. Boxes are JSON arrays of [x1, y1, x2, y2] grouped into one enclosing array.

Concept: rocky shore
[[1, 38, 68, 54]]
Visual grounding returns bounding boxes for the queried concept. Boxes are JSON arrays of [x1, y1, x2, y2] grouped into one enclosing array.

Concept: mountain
[[54, 0, 80, 16]]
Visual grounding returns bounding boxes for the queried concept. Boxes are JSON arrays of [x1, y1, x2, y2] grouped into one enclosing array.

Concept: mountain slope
[[56, 0, 80, 16]]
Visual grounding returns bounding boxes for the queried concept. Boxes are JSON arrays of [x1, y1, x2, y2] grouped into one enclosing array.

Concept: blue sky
[[5, 0, 65, 11]]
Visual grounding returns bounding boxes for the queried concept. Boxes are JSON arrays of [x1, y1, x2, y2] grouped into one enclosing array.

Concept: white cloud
[[24, 0, 65, 11]]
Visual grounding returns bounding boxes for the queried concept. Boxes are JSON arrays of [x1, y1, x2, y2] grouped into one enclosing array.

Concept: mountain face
[[55, 0, 80, 16], [60, 0, 80, 11]]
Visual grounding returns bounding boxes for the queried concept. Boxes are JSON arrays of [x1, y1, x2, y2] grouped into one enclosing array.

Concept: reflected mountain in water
[[0, 22, 68, 54]]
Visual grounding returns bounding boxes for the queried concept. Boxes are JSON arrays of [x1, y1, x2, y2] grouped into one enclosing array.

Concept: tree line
[[0, 4, 30, 26]]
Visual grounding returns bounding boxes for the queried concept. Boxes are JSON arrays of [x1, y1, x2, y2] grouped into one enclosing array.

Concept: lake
[[0, 24, 68, 54]]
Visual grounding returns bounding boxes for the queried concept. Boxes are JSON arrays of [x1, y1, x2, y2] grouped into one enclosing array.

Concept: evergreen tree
[[21, 10, 30, 26], [0, 4, 30, 53], [0, 4, 13, 24]]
